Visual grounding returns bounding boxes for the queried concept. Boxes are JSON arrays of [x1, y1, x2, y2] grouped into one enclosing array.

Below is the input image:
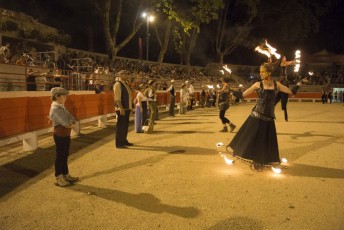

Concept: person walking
[[113, 70, 134, 148], [228, 62, 303, 172], [49, 87, 78, 187], [217, 77, 236, 132], [166, 79, 176, 116], [274, 55, 295, 122]]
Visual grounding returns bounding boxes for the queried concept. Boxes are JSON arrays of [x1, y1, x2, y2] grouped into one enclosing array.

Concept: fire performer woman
[[274, 56, 295, 121], [228, 62, 304, 171], [217, 76, 236, 132]]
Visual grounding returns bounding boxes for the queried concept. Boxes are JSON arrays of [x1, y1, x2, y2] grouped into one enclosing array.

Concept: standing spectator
[[145, 80, 157, 124], [166, 79, 175, 116], [199, 86, 206, 108], [206, 89, 213, 107], [94, 81, 103, 94], [0, 43, 10, 63], [26, 69, 45, 91], [134, 84, 147, 133], [49, 87, 78, 187], [186, 81, 195, 110], [321, 90, 327, 104], [113, 70, 134, 148], [334, 91, 338, 102], [179, 84, 188, 114], [140, 84, 149, 128], [328, 91, 333, 104]]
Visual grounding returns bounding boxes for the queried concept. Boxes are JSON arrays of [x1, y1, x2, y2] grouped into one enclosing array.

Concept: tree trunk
[[157, 21, 172, 64], [102, 0, 116, 57], [218, 52, 224, 65], [185, 29, 199, 66]]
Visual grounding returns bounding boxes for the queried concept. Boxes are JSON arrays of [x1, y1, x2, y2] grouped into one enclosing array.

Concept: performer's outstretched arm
[[243, 82, 260, 98], [277, 81, 292, 95]]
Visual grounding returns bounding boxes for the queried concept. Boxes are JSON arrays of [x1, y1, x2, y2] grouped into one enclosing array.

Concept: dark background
[[1, 0, 343, 66]]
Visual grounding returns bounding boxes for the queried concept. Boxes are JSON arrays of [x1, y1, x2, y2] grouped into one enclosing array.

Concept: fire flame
[[271, 167, 282, 174], [219, 152, 234, 165], [223, 65, 232, 74], [294, 50, 301, 72], [255, 40, 281, 60], [265, 40, 281, 59], [219, 70, 225, 75], [281, 158, 288, 163]]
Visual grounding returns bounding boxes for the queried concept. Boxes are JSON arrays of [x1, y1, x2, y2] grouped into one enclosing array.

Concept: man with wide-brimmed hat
[[144, 79, 157, 124], [113, 70, 134, 148], [166, 79, 175, 116]]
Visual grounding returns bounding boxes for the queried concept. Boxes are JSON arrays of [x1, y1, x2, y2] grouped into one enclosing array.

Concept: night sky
[[1, 0, 343, 66]]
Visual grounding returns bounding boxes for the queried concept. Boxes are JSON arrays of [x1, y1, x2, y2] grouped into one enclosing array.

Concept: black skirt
[[228, 115, 280, 164]]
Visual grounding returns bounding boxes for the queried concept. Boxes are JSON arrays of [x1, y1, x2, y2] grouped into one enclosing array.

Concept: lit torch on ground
[[219, 152, 235, 165]]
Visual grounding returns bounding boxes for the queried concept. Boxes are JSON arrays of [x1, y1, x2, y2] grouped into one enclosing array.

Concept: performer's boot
[[284, 109, 288, 122], [229, 123, 236, 132], [251, 162, 263, 172], [219, 126, 228, 132]]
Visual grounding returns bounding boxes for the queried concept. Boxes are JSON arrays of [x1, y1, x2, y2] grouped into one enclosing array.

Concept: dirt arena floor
[[0, 102, 343, 230]]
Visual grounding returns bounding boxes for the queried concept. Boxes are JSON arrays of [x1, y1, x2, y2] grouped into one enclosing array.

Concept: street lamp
[[142, 12, 154, 60]]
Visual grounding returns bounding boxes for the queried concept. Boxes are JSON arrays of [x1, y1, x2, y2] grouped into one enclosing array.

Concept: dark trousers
[[275, 91, 289, 121], [26, 76, 37, 91], [54, 134, 70, 177], [148, 101, 157, 123], [169, 95, 175, 116], [275, 92, 289, 110], [219, 109, 230, 124], [141, 101, 148, 125], [116, 110, 130, 147]]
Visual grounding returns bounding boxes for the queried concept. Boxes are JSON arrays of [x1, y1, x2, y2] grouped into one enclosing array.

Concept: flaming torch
[[294, 50, 301, 72], [223, 65, 232, 74], [255, 40, 281, 60]]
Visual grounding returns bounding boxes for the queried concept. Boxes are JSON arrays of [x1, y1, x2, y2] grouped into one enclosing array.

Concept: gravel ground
[[0, 102, 343, 230]]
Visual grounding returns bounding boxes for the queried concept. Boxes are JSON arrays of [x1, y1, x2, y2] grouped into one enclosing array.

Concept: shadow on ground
[[68, 184, 200, 218], [0, 125, 116, 198], [206, 216, 264, 230]]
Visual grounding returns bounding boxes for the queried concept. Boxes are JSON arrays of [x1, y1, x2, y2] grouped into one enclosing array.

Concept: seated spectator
[[0, 43, 10, 63]]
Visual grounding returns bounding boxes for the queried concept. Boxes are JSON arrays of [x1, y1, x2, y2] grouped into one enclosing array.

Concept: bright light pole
[[142, 12, 154, 61]]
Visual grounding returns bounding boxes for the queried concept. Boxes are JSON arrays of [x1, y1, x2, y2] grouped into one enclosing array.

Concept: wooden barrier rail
[[0, 91, 321, 151], [244, 92, 322, 102], [0, 91, 185, 151]]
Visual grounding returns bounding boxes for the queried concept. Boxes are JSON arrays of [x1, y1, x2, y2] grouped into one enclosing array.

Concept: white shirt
[[136, 91, 147, 106], [188, 84, 194, 95], [113, 80, 133, 110], [180, 89, 188, 103]]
